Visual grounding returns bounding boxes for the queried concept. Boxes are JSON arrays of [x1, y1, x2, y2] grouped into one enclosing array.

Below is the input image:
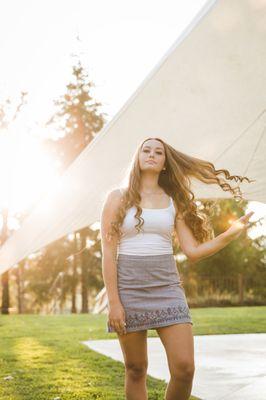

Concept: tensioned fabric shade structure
[[0, 0, 265, 274]]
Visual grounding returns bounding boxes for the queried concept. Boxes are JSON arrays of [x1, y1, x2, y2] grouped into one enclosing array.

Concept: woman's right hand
[[108, 302, 127, 335]]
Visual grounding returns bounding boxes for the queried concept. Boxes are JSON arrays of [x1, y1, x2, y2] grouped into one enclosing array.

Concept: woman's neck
[[139, 174, 162, 193]]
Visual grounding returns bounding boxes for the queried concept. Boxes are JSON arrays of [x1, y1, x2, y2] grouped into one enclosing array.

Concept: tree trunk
[[238, 273, 244, 304], [1, 207, 9, 314], [80, 230, 89, 313], [16, 260, 25, 314], [71, 232, 78, 313], [1, 271, 9, 314]]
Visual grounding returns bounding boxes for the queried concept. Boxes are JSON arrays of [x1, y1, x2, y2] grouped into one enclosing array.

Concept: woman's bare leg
[[156, 323, 195, 400], [117, 329, 148, 400]]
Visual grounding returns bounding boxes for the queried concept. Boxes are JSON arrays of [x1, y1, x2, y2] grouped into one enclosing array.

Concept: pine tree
[[43, 57, 106, 313]]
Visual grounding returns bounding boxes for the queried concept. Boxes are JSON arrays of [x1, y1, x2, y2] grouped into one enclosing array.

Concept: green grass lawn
[[0, 306, 265, 400]]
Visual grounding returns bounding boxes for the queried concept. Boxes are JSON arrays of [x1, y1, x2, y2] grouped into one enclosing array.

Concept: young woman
[[100, 137, 254, 400]]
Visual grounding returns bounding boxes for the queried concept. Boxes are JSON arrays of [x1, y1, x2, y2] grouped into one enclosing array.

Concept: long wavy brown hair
[[106, 137, 254, 245]]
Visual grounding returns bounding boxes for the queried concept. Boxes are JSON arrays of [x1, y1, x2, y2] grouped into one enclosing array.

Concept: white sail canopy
[[1, 0, 265, 274]]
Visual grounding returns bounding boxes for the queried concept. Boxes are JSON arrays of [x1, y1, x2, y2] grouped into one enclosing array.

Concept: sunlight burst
[[0, 129, 59, 215]]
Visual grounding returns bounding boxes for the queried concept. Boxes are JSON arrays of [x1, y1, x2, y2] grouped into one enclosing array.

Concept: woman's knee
[[125, 360, 148, 380], [170, 359, 195, 382]]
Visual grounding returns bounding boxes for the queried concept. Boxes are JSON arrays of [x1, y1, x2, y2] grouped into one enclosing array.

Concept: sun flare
[[0, 130, 59, 215]]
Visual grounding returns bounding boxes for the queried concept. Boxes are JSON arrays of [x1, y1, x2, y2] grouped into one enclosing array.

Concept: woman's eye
[[143, 149, 163, 155]]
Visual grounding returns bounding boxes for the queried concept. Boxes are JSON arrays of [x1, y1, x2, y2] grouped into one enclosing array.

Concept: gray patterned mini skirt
[[106, 253, 193, 333]]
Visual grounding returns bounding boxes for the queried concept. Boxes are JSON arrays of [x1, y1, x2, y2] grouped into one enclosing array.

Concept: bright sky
[[0, 0, 209, 122], [0, 0, 265, 238]]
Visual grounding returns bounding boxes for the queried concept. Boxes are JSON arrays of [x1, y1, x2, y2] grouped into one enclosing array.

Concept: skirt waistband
[[117, 253, 174, 260]]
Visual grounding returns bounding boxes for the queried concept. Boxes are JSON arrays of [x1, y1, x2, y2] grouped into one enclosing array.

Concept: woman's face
[[139, 139, 166, 173]]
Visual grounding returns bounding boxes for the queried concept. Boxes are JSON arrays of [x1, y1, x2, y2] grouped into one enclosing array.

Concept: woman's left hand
[[224, 211, 254, 242]]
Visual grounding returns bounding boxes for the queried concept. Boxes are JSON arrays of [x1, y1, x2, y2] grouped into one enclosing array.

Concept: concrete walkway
[[82, 333, 266, 400]]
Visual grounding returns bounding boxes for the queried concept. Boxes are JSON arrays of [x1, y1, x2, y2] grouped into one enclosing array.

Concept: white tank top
[[117, 189, 176, 256]]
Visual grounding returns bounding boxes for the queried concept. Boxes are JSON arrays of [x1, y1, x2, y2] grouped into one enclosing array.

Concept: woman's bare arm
[[101, 188, 128, 334], [175, 211, 254, 263], [100, 189, 123, 305]]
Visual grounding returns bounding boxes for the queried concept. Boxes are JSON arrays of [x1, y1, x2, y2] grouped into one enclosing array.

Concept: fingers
[[109, 319, 127, 335], [241, 220, 253, 232], [118, 322, 127, 335], [244, 221, 253, 229], [239, 211, 254, 223], [117, 320, 127, 335], [245, 211, 254, 220], [246, 211, 254, 219], [113, 320, 123, 333]]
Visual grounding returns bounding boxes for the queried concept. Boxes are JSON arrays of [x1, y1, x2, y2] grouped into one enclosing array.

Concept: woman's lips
[[146, 160, 156, 164]]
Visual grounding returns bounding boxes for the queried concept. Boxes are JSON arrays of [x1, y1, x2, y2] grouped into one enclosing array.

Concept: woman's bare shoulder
[[104, 187, 124, 205], [108, 187, 125, 196]]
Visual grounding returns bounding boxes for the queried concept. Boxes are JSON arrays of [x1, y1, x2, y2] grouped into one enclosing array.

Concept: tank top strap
[[169, 196, 176, 213]]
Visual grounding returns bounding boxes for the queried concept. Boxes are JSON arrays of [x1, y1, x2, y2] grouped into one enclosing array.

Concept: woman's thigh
[[117, 330, 148, 368], [156, 323, 194, 375]]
